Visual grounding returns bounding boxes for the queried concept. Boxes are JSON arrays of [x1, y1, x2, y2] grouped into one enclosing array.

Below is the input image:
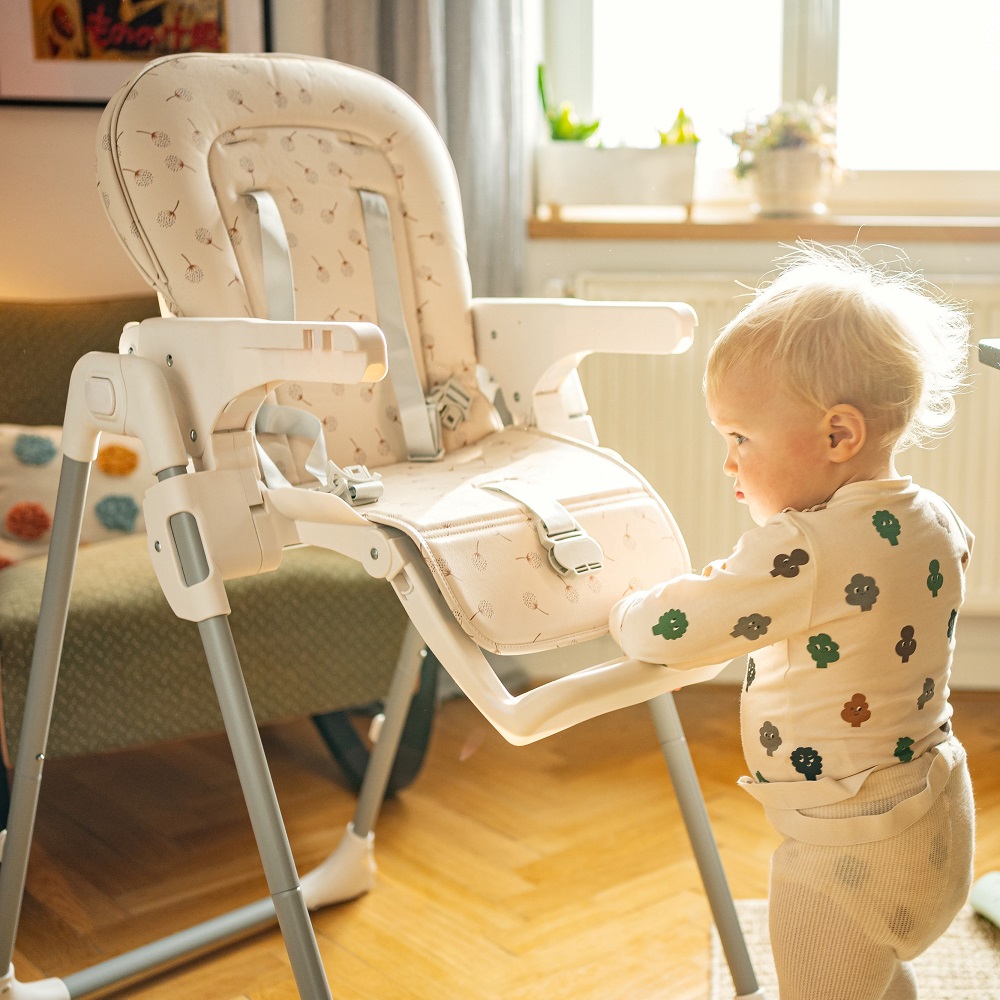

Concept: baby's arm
[[610, 518, 815, 669]]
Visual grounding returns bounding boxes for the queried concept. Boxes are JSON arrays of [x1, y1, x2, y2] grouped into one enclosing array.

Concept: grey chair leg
[[312, 641, 438, 796], [649, 691, 764, 1000], [0, 460, 333, 999], [0, 456, 92, 977], [169, 508, 333, 1000]]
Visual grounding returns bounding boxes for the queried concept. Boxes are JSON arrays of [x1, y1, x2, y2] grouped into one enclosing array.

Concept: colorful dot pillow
[[0, 425, 154, 571]]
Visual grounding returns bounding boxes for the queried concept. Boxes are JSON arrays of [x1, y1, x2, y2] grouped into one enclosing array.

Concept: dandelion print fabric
[[0, 425, 153, 570], [610, 478, 973, 808]]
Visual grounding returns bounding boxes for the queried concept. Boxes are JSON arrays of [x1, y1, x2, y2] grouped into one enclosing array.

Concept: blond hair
[[705, 243, 971, 452]]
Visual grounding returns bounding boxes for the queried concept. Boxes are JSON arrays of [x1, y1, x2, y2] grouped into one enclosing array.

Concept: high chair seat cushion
[[367, 427, 689, 653]]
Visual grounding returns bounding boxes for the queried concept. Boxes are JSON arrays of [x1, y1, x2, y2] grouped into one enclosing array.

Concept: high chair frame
[[0, 52, 764, 999]]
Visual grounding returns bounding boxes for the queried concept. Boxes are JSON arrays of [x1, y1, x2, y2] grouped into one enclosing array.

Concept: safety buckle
[[427, 377, 472, 432], [321, 460, 384, 505], [537, 521, 604, 578]]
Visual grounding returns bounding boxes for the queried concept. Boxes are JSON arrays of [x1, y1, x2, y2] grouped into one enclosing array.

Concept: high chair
[[0, 53, 763, 999]]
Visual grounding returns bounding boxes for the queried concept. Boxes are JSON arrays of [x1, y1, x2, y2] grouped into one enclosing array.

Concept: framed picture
[[0, 0, 270, 105]]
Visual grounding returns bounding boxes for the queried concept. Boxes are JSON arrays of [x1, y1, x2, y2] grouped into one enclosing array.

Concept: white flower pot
[[751, 147, 830, 217], [536, 143, 696, 218]]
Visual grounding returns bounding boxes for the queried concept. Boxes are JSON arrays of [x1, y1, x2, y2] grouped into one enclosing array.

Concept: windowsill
[[528, 208, 1000, 243]]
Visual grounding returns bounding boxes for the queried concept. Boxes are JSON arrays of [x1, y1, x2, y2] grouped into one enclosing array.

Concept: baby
[[610, 244, 975, 1000]]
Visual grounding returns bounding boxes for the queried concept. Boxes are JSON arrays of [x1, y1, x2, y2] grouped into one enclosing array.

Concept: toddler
[[610, 244, 976, 1000]]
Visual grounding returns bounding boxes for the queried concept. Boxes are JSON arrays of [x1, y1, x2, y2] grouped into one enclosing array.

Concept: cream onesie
[[610, 477, 976, 998]]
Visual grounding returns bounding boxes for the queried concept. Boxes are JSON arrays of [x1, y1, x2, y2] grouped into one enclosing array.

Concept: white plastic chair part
[[24, 49, 764, 998], [471, 297, 697, 433], [62, 351, 188, 473], [383, 533, 728, 745], [298, 823, 376, 909], [118, 317, 388, 463], [0, 967, 70, 1000]]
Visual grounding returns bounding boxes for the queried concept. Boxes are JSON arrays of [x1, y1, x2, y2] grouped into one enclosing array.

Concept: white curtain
[[323, 0, 524, 296]]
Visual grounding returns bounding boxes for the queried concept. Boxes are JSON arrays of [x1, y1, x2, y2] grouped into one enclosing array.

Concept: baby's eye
[[732, 433, 747, 445]]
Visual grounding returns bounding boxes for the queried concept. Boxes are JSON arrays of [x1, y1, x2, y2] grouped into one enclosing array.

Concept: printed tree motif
[[157, 200, 180, 228], [227, 88, 255, 113], [730, 613, 772, 641], [745, 656, 756, 691], [844, 573, 879, 612], [791, 746, 823, 781], [948, 609, 958, 640], [872, 509, 901, 545], [770, 549, 810, 578], [137, 128, 170, 147], [895, 626, 917, 663], [523, 592, 549, 615], [917, 677, 935, 710], [841, 693, 871, 727], [755, 771, 770, 783], [652, 609, 688, 640], [759, 721, 782, 756], [312, 256, 331, 284], [927, 560, 943, 597], [894, 737, 915, 763], [187, 119, 206, 149], [468, 540, 487, 572], [180, 254, 203, 283], [469, 600, 494, 621], [807, 633, 840, 668]]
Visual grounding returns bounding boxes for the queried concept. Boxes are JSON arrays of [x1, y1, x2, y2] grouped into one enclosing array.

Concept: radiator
[[571, 271, 1000, 616]]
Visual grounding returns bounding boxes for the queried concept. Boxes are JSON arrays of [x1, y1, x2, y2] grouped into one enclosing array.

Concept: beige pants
[[768, 740, 975, 1000]]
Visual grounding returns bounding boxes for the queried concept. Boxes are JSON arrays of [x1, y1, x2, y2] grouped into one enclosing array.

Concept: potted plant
[[535, 66, 699, 219], [728, 90, 837, 217]]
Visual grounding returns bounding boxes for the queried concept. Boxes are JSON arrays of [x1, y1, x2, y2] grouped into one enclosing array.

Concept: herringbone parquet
[[10, 685, 1000, 999]]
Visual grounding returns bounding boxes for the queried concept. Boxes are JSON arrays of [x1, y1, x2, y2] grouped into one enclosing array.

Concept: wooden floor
[[9, 685, 1000, 999]]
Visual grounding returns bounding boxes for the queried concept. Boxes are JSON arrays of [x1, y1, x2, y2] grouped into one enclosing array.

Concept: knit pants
[[767, 741, 975, 1000]]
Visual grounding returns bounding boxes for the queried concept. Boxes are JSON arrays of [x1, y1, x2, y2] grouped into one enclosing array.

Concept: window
[[543, 0, 1000, 215], [837, 0, 1000, 171]]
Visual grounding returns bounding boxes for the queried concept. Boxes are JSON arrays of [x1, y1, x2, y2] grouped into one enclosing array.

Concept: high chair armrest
[[118, 316, 387, 463], [471, 298, 696, 433]]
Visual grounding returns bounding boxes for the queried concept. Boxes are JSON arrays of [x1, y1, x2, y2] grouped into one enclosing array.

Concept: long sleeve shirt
[[610, 478, 973, 820]]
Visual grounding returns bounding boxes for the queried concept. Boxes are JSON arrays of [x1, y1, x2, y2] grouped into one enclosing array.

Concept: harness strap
[[359, 189, 443, 461], [246, 189, 295, 321], [481, 479, 604, 579]]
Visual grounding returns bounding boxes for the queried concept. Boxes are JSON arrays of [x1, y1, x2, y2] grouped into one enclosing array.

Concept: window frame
[[541, 0, 1000, 218]]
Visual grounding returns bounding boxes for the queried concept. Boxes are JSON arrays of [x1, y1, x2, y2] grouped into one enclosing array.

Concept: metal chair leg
[[649, 691, 765, 1000]]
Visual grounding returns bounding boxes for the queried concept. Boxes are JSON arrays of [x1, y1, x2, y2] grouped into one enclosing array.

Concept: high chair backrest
[[96, 52, 498, 470]]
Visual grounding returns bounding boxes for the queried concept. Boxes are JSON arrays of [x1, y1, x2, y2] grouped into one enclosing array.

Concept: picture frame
[[0, 0, 270, 106]]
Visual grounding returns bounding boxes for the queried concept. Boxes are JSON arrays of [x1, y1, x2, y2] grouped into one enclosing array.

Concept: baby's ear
[[826, 404, 867, 462]]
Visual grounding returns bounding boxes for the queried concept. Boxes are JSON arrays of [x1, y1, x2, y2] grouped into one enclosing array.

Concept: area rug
[[710, 900, 1000, 999]]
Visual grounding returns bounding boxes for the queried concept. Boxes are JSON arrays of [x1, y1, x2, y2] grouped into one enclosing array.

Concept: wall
[[0, 2, 323, 301]]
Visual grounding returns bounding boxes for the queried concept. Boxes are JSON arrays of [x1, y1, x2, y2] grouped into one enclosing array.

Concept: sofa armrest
[[0, 297, 159, 427]]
